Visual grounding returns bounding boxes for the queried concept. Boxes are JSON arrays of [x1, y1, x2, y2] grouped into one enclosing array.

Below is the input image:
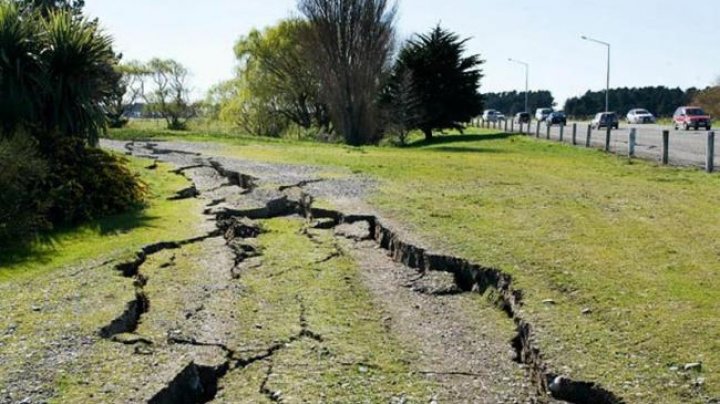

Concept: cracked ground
[[0, 140, 567, 403]]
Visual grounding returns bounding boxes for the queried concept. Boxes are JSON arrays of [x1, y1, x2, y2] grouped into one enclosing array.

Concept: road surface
[[502, 120, 717, 169]]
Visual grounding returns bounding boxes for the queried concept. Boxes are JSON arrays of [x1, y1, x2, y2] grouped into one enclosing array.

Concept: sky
[[85, 0, 720, 106]]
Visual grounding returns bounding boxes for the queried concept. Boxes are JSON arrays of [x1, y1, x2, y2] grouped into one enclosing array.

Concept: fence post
[[586, 124, 592, 147], [535, 121, 540, 138], [559, 124, 565, 142], [707, 131, 715, 173], [572, 123, 577, 145], [662, 130, 669, 165], [604, 125, 612, 152], [510, 119, 515, 133], [546, 123, 551, 140], [628, 128, 636, 158], [504, 119, 508, 132]]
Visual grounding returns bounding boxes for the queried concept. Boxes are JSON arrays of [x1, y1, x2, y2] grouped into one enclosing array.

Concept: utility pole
[[581, 35, 611, 113], [508, 58, 530, 113]]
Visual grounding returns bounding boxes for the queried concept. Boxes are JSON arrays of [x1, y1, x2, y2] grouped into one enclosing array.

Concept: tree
[[382, 69, 420, 145], [563, 86, 696, 118], [692, 79, 720, 118], [484, 90, 555, 115], [389, 25, 484, 141], [298, 0, 396, 145], [105, 61, 148, 128], [234, 19, 330, 133], [18, 0, 84, 15], [144, 58, 192, 130]]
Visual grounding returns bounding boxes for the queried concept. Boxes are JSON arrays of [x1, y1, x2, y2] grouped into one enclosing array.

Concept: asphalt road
[[503, 120, 717, 169]]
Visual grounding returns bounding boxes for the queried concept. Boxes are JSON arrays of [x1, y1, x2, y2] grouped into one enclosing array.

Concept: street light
[[581, 35, 611, 113], [508, 58, 529, 113]]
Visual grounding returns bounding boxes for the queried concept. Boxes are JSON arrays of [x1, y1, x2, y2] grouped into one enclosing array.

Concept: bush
[[0, 135, 50, 245], [44, 137, 147, 225]]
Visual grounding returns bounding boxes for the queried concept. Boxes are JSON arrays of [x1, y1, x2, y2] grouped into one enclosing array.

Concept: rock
[[334, 221, 371, 241], [542, 299, 556, 305], [683, 362, 702, 371], [222, 217, 261, 239], [581, 308, 592, 315]]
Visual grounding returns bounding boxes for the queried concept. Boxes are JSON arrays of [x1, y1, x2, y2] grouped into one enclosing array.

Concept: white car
[[626, 108, 656, 124], [482, 109, 506, 122], [535, 108, 553, 122]]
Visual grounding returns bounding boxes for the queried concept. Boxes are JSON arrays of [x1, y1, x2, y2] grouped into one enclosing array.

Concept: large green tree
[[234, 19, 329, 132], [390, 25, 484, 140]]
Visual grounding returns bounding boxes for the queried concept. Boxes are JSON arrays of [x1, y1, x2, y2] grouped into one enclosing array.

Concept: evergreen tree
[[389, 25, 484, 140]]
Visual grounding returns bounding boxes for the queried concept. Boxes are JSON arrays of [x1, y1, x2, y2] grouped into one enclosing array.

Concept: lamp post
[[508, 58, 529, 113], [581, 35, 611, 113]]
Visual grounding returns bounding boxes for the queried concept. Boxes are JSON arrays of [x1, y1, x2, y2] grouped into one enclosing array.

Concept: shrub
[[44, 137, 147, 225], [0, 135, 50, 245]]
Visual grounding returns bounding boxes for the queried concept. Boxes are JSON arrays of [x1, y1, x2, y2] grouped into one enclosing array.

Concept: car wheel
[[684, 123, 690, 131]]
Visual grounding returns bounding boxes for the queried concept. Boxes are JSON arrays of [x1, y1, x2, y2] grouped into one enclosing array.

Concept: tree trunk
[[422, 127, 433, 140]]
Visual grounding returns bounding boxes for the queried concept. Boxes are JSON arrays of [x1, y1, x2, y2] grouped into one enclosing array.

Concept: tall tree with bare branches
[[298, 0, 396, 145]]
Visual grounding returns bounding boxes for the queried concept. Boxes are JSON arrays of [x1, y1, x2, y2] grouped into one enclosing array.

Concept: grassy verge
[[0, 156, 202, 281], [108, 124, 720, 402]]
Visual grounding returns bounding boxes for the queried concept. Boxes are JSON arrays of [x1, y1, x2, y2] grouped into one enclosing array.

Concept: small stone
[[581, 308, 592, 315], [542, 299, 556, 305], [669, 366, 679, 372], [255, 323, 263, 329], [358, 366, 368, 373], [271, 391, 283, 400], [684, 362, 702, 371], [31, 305, 41, 312]]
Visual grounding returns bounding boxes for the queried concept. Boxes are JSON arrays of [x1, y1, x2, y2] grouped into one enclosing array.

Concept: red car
[[673, 106, 712, 131]]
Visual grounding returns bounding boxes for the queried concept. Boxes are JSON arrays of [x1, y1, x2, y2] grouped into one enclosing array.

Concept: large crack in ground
[[112, 141, 624, 403]]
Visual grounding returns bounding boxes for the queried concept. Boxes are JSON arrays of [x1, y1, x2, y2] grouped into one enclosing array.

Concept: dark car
[[547, 111, 567, 126], [592, 112, 619, 130], [514, 112, 531, 124], [673, 106, 712, 131]]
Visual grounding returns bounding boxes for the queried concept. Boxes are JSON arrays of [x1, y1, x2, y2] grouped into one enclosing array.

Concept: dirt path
[[0, 139, 622, 403]]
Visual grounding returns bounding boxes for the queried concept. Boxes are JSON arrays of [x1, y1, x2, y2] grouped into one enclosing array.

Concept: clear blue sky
[[85, 0, 720, 106]]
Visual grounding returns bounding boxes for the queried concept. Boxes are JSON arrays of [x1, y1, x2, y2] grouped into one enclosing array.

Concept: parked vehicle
[[626, 108, 656, 124], [591, 112, 619, 130], [514, 112, 531, 124], [546, 111, 567, 126], [673, 106, 712, 131], [482, 109, 506, 122], [535, 108, 553, 122]]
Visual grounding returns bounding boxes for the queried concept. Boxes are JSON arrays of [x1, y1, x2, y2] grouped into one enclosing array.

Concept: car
[[514, 112, 531, 124], [546, 111, 567, 126], [673, 106, 712, 131], [591, 112, 619, 130], [482, 109, 506, 122], [535, 108, 553, 122], [626, 108, 656, 124]]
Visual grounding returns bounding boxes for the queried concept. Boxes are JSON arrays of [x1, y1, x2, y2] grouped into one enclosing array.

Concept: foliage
[[43, 137, 146, 225], [0, 134, 49, 245], [484, 90, 556, 115], [0, 3, 118, 147], [17, 0, 84, 15], [692, 84, 720, 117], [299, 0, 396, 145], [0, 2, 144, 244], [233, 19, 330, 133], [382, 69, 420, 145], [389, 25, 484, 140], [144, 58, 192, 130], [105, 61, 148, 128], [563, 86, 697, 118]]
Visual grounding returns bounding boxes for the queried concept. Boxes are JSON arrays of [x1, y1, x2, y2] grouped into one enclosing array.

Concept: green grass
[[107, 123, 720, 403], [0, 156, 203, 281]]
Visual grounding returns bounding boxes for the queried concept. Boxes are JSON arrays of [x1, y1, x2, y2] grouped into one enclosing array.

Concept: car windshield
[[686, 108, 706, 116], [635, 109, 649, 115]]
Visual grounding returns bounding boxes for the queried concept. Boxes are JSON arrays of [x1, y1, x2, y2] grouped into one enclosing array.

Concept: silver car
[[626, 108, 656, 124]]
